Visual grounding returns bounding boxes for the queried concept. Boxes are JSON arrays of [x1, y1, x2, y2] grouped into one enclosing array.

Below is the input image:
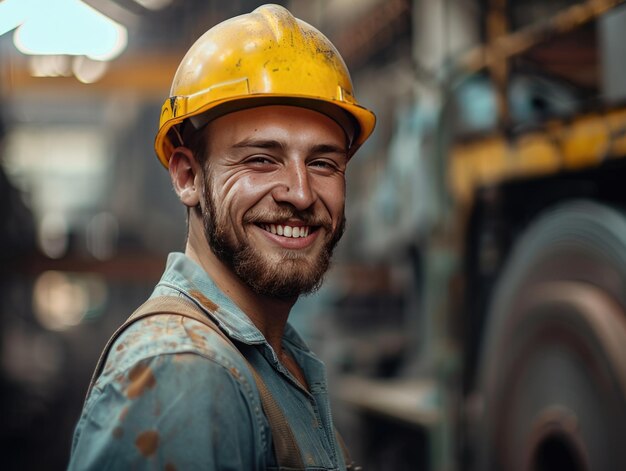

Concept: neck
[[185, 216, 296, 354]]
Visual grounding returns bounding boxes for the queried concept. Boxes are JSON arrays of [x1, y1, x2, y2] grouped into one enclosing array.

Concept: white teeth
[[261, 224, 310, 238]]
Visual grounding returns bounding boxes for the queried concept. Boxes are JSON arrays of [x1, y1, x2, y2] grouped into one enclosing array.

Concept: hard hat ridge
[[255, 3, 300, 42]]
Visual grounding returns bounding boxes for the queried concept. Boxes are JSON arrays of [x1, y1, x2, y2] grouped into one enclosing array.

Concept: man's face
[[198, 105, 348, 299]]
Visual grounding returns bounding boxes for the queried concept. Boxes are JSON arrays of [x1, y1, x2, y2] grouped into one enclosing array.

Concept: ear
[[169, 147, 202, 207]]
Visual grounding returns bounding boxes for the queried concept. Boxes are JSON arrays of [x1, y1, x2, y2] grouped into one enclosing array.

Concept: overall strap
[[87, 295, 305, 470]]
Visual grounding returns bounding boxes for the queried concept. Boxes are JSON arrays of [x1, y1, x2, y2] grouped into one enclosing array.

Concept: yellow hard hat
[[154, 3, 376, 168]]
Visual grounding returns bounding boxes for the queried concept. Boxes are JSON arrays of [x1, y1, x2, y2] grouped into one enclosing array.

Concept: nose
[[271, 161, 316, 210]]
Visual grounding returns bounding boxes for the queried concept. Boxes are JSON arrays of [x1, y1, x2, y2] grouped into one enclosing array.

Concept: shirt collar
[[156, 252, 309, 351]]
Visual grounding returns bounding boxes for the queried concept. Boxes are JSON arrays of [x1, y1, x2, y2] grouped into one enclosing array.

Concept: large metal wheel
[[475, 200, 626, 471]]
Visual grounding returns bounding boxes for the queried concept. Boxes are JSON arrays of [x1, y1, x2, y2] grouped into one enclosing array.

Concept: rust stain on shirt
[[229, 366, 241, 379], [127, 363, 156, 399], [187, 327, 207, 347], [172, 353, 195, 364], [135, 430, 160, 457], [165, 463, 177, 471], [189, 290, 219, 312], [116, 343, 125, 351]]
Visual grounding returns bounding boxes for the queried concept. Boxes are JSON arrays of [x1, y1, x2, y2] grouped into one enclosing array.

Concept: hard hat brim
[[155, 94, 375, 168]]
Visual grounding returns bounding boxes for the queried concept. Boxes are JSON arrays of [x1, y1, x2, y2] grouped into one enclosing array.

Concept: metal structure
[[337, 1, 626, 469]]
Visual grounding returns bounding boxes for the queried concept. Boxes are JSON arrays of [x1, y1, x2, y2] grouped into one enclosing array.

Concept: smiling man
[[68, 4, 374, 470]]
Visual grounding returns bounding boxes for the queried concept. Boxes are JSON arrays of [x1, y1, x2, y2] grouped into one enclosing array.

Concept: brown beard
[[201, 180, 345, 299]]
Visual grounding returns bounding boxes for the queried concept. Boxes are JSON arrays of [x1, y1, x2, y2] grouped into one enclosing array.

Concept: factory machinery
[[336, 1, 626, 469]]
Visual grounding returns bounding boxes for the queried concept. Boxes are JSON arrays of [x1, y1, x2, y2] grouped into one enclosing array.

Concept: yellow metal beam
[[2, 51, 181, 98], [449, 106, 626, 203]]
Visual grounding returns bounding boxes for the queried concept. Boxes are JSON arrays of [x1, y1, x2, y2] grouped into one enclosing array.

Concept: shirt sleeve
[[68, 352, 265, 470]]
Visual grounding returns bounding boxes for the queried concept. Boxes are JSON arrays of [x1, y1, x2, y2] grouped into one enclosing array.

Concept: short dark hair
[[182, 120, 210, 169]]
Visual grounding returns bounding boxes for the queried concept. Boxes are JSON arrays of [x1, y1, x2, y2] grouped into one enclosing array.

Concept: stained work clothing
[[68, 252, 347, 470]]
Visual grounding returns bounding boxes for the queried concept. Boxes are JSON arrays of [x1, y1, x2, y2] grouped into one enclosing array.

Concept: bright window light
[[0, 0, 127, 61], [0, 0, 29, 36]]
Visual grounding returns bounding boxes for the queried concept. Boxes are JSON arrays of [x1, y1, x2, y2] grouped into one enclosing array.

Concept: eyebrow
[[232, 138, 284, 150], [232, 138, 347, 155]]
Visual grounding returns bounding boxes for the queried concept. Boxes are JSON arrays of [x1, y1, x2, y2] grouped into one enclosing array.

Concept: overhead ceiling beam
[[460, 0, 625, 73], [2, 51, 181, 98]]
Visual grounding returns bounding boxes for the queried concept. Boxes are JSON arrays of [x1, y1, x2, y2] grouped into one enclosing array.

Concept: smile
[[259, 224, 311, 238]]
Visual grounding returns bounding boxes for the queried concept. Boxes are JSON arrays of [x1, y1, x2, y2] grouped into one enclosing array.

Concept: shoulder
[[95, 313, 263, 413], [107, 313, 245, 371], [70, 314, 269, 470]]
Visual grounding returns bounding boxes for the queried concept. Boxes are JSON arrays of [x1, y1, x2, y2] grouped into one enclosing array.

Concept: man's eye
[[246, 156, 274, 165], [310, 160, 337, 170]]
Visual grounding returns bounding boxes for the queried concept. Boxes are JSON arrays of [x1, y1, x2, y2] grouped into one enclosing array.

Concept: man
[[68, 4, 375, 470]]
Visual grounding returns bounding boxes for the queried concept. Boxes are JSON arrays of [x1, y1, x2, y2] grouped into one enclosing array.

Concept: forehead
[[204, 105, 348, 150]]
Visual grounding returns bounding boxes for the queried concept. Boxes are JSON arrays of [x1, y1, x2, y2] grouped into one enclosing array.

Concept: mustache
[[243, 205, 332, 229]]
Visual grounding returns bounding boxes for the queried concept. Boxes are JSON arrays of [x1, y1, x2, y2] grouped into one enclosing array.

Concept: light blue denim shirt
[[68, 252, 346, 470]]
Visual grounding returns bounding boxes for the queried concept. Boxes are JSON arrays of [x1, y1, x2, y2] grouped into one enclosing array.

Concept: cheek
[[233, 174, 275, 195], [318, 178, 346, 221], [218, 174, 275, 215]]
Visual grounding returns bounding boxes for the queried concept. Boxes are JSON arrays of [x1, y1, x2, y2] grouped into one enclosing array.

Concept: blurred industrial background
[[2, 0, 626, 469]]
